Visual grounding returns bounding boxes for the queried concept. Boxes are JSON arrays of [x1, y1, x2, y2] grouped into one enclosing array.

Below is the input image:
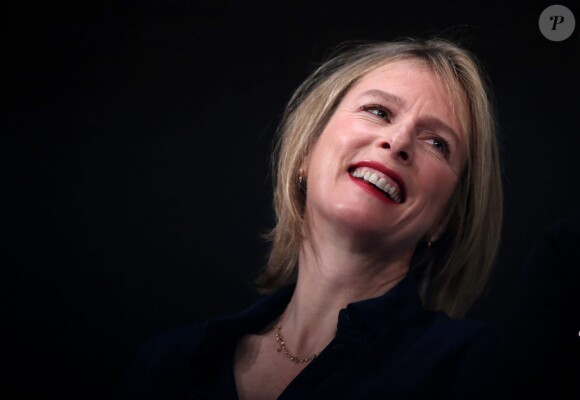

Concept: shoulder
[[113, 323, 208, 399], [136, 323, 208, 367], [421, 309, 499, 347], [114, 288, 292, 399], [390, 307, 500, 373], [420, 312, 500, 398], [413, 310, 500, 378]]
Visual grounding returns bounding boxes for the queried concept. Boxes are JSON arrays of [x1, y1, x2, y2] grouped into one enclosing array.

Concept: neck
[[278, 231, 411, 357]]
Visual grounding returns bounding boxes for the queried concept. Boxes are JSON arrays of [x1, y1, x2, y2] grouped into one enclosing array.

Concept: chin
[[329, 204, 394, 235]]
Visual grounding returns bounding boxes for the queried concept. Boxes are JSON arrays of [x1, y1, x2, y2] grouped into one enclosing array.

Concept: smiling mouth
[[349, 166, 404, 203]]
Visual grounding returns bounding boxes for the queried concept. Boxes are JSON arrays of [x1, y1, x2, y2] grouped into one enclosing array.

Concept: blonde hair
[[257, 38, 503, 318]]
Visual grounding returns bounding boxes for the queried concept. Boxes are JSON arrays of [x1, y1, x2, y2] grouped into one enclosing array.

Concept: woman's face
[[303, 60, 467, 254]]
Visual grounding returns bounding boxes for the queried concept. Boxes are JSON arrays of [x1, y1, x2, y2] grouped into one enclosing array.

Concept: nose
[[377, 126, 414, 164]]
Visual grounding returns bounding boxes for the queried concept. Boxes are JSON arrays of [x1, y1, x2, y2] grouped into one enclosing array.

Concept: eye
[[361, 104, 391, 122], [425, 136, 450, 158]]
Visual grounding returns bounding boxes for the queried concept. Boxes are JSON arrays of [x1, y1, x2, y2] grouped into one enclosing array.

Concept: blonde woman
[[117, 38, 503, 400]]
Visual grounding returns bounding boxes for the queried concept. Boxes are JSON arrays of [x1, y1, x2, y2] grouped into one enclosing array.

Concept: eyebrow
[[359, 89, 461, 143], [360, 89, 406, 108]]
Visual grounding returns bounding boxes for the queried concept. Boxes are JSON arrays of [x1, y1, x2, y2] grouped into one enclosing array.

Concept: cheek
[[309, 124, 357, 171], [421, 168, 459, 211], [318, 115, 371, 148]]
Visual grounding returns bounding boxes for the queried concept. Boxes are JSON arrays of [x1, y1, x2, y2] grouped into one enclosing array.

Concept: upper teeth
[[350, 167, 403, 203]]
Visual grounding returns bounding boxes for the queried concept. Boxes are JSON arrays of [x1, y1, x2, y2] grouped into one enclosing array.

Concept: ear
[[427, 220, 449, 244], [299, 156, 310, 176]]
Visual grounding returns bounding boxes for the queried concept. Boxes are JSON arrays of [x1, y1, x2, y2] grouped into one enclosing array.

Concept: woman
[[116, 38, 503, 399]]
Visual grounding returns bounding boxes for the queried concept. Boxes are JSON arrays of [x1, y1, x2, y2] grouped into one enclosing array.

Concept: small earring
[[298, 168, 305, 185], [427, 240, 433, 248]]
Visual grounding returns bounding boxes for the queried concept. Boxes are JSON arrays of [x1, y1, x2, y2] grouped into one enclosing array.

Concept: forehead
[[349, 59, 469, 140]]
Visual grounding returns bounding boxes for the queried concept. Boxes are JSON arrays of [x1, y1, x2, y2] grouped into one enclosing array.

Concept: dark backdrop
[[4, 1, 580, 398]]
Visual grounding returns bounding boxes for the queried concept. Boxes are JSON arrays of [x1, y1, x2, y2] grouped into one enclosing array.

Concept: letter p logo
[[550, 15, 565, 30], [540, 5, 576, 41]]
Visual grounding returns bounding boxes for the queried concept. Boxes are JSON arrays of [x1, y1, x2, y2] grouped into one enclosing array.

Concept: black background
[[4, 0, 580, 398]]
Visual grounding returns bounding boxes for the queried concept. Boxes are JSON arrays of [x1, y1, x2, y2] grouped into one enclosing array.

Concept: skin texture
[[234, 60, 468, 400], [304, 60, 466, 262]]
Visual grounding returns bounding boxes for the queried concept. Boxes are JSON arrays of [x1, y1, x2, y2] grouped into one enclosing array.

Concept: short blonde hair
[[257, 38, 503, 318]]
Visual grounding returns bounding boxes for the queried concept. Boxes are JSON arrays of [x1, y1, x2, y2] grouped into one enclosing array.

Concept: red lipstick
[[348, 161, 407, 204]]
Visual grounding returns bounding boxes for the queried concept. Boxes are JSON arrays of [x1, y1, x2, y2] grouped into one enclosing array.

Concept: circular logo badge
[[539, 5, 576, 41]]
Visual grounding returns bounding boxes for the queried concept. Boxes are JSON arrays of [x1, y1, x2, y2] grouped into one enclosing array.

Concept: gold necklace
[[274, 320, 320, 363]]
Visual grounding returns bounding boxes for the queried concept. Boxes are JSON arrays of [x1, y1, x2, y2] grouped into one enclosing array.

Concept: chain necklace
[[274, 320, 320, 363]]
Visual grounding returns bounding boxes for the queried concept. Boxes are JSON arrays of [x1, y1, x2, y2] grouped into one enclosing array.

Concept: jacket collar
[[186, 274, 423, 397]]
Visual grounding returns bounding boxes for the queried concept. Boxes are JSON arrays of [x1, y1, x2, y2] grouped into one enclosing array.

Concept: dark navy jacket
[[115, 276, 498, 399]]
